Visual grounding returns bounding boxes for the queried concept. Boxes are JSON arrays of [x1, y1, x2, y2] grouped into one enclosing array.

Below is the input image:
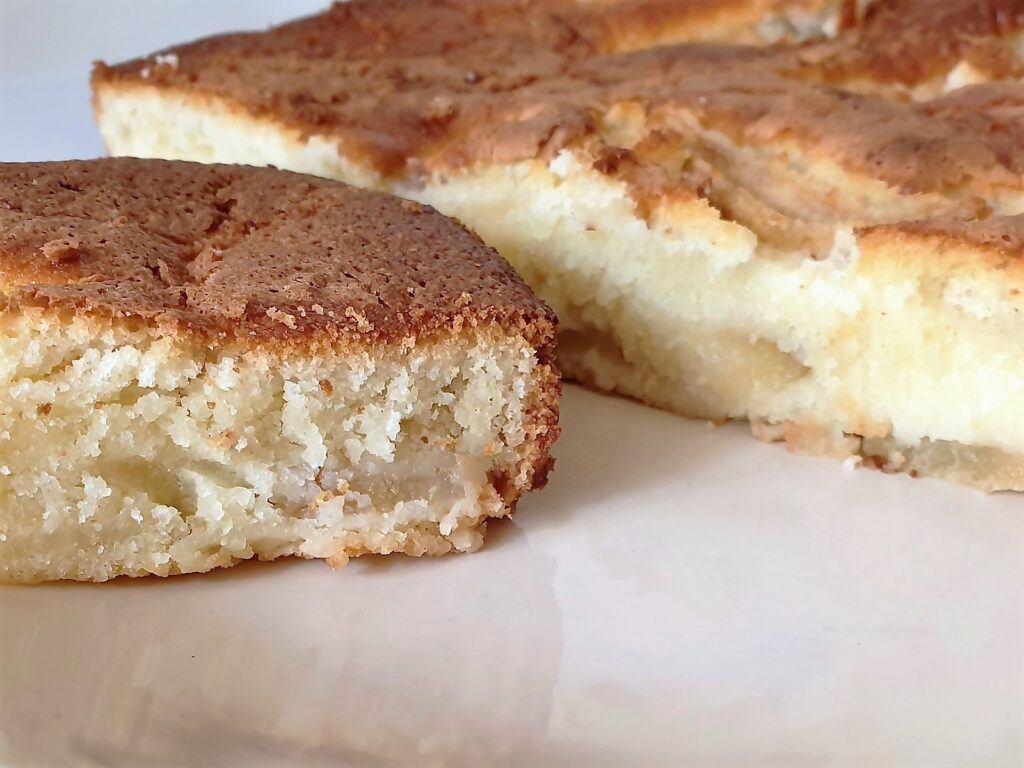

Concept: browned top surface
[[98, 0, 781, 174], [878, 213, 1024, 256], [95, 0, 1024, 195], [794, 0, 1024, 89], [0, 159, 554, 349]]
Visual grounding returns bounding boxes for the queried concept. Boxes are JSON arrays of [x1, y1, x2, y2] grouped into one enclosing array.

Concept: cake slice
[[91, 0, 1024, 490], [0, 159, 559, 582]]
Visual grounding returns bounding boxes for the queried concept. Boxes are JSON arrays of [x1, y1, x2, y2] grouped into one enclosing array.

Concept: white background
[[1, 2, 1023, 766]]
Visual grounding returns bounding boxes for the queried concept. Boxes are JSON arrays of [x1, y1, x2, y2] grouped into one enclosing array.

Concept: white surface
[[1, 2, 1023, 766]]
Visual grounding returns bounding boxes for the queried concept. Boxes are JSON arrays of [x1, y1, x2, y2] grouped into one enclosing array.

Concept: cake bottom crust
[[562, 331, 1024, 493]]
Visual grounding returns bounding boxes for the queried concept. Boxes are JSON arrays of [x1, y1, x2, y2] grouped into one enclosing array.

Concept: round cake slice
[[0, 158, 559, 582]]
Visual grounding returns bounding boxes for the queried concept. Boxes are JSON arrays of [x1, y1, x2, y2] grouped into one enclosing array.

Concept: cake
[[91, 0, 1024, 490], [0, 158, 559, 582]]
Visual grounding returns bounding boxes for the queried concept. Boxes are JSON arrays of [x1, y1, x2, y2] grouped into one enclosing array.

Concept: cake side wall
[[0, 309, 544, 581]]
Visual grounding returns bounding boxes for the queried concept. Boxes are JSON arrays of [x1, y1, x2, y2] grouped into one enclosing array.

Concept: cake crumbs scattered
[[327, 552, 350, 569]]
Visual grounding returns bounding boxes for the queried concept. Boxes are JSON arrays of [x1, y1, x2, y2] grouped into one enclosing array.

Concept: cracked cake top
[[0, 158, 555, 350]]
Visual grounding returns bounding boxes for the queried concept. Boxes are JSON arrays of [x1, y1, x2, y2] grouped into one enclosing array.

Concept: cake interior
[[0, 309, 543, 582]]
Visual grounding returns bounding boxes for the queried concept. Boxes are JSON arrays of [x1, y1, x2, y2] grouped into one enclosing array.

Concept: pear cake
[[0, 159, 559, 582], [92, 0, 1024, 490]]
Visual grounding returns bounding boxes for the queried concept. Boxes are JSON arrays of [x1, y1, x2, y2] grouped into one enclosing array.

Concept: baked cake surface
[[0, 158, 559, 582], [93, 0, 1024, 490]]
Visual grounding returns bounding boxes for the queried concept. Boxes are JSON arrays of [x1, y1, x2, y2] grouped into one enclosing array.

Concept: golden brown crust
[[93, 0, 1024, 205], [0, 158, 556, 352], [517, 356, 562, 493], [564, 0, 837, 51], [804, 0, 1024, 90], [873, 213, 1024, 249]]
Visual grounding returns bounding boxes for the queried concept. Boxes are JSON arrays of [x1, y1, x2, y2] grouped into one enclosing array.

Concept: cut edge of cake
[[0, 311, 558, 583]]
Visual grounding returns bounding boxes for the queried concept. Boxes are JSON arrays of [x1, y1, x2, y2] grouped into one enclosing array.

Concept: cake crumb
[[40, 236, 81, 264], [344, 306, 374, 332], [266, 307, 298, 328], [154, 53, 179, 69], [327, 552, 350, 569]]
